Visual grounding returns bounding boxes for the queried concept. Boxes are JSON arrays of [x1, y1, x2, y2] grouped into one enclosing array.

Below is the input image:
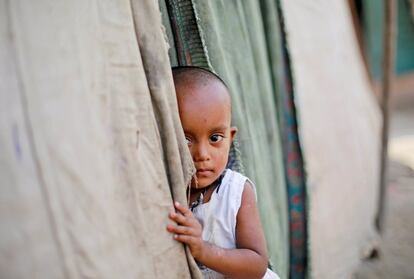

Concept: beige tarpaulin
[[280, 1, 381, 278], [0, 0, 200, 278]]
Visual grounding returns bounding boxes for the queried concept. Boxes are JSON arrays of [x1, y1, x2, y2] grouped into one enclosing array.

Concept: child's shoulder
[[224, 168, 248, 179], [222, 169, 257, 199], [224, 168, 255, 185], [223, 168, 247, 186]]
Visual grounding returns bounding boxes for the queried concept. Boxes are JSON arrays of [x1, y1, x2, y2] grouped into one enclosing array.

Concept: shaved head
[[172, 66, 232, 114], [172, 66, 229, 91]]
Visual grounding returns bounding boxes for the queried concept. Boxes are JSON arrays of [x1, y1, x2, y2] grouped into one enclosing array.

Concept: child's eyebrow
[[210, 125, 228, 132]]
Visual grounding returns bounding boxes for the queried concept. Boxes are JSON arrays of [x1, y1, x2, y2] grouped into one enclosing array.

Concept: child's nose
[[193, 143, 210, 161]]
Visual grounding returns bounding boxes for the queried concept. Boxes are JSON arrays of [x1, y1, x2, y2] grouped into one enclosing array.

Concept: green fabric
[[159, 0, 179, 66], [261, 1, 308, 278], [259, 0, 288, 133], [163, 0, 210, 67], [160, 1, 289, 278], [363, 0, 414, 79]]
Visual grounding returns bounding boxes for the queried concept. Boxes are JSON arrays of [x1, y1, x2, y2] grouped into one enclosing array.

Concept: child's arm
[[167, 182, 268, 279]]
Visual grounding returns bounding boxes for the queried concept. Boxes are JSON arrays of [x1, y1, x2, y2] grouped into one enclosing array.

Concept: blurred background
[[350, 0, 414, 278]]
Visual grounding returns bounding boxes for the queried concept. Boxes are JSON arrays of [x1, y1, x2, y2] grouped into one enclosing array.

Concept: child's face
[[176, 81, 237, 188]]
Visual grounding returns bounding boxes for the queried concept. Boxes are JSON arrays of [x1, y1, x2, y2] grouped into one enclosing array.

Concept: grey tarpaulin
[[0, 0, 201, 278], [280, 1, 381, 278]]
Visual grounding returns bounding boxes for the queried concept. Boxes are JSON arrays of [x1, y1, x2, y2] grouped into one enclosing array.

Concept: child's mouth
[[196, 169, 212, 176]]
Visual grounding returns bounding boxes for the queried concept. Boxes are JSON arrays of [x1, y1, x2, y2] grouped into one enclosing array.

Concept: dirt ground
[[353, 160, 414, 279], [353, 96, 414, 279]]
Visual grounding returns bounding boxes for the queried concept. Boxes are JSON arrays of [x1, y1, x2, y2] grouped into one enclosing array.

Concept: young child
[[167, 66, 279, 279]]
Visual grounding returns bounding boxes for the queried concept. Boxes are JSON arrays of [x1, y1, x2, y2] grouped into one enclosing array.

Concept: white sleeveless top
[[192, 169, 280, 279]]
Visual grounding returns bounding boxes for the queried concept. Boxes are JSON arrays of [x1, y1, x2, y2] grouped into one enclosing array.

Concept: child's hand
[[167, 201, 204, 259]]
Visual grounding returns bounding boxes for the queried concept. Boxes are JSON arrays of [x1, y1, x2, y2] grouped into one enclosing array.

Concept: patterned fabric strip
[[165, 0, 209, 67], [275, 2, 308, 278]]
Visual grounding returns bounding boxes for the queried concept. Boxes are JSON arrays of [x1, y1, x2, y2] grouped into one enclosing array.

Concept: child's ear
[[230, 126, 238, 142]]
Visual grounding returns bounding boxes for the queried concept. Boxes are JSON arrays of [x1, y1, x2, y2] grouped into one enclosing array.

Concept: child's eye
[[185, 137, 192, 145], [210, 134, 224, 143]]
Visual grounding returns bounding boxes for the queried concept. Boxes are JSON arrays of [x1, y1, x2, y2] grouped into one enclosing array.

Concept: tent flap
[[0, 0, 199, 278]]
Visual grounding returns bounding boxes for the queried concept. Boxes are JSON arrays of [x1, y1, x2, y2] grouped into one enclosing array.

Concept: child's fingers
[[174, 201, 192, 217], [173, 234, 199, 246], [168, 211, 190, 226], [166, 224, 196, 236]]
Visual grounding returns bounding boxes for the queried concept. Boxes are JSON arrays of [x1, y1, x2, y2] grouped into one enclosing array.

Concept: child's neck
[[189, 181, 217, 204], [188, 170, 226, 206]]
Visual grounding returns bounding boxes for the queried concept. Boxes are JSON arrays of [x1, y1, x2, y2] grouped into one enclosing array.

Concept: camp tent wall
[[0, 1, 201, 278], [280, 1, 381, 278]]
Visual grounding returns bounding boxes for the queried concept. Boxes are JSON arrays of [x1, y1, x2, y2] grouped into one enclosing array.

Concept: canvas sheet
[[0, 0, 200, 278], [279, 1, 381, 278]]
